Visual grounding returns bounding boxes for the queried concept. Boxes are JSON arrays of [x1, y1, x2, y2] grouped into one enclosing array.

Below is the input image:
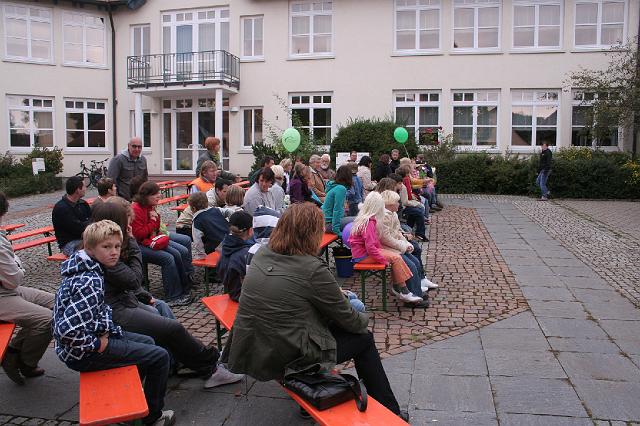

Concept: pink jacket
[[348, 217, 388, 265]]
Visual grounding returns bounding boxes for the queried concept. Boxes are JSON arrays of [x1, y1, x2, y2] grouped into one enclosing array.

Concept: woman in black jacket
[[372, 154, 392, 182]]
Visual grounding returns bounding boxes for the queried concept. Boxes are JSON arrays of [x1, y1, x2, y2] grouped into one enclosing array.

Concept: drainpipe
[[108, 5, 118, 157], [633, 10, 640, 159]]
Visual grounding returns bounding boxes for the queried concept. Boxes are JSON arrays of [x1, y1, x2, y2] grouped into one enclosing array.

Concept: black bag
[[284, 370, 368, 412]]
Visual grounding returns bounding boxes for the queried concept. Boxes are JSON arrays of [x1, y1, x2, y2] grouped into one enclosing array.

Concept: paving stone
[[382, 350, 416, 374], [499, 414, 594, 426], [560, 277, 614, 290], [572, 288, 623, 304], [521, 287, 576, 302], [537, 318, 609, 339], [411, 410, 498, 425], [572, 379, 640, 421], [480, 328, 550, 352], [515, 274, 566, 287], [487, 311, 539, 329], [550, 266, 599, 278], [425, 330, 483, 351], [541, 257, 588, 267], [510, 265, 557, 277], [485, 349, 566, 378], [598, 320, 640, 341], [411, 375, 494, 413], [547, 337, 621, 354], [557, 352, 640, 382], [415, 348, 488, 376], [492, 377, 588, 417], [528, 301, 588, 319], [584, 299, 640, 321]]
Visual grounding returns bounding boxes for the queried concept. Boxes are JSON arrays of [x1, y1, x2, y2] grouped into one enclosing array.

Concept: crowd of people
[[0, 137, 446, 424]]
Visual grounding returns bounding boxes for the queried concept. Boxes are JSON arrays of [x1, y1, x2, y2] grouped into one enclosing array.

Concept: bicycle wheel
[[89, 171, 102, 188]]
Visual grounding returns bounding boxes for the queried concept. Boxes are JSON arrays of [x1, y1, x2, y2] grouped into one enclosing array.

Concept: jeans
[[401, 253, 423, 298], [536, 170, 550, 197], [344, 290, 365, 312], [332, 327, 401, 415], [151, 300, 175, 319], [175, 226, 192, 240], [62, 240, 82, 256], [65, 331, 170, 425], [403, 206, 426, 239], [409, 241, 425, 278], [139, 233, 193, 301]]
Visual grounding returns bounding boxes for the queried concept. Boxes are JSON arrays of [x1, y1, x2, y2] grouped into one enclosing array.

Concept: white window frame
[[241, 15, 264, 61], [394, 0, 441, 54], [64, 99, 108, 152], [6, 95, 55, 151], [130, 24, 150, 56], [128, 110, 151, 151], [241, 107, 264, 149], [393, 91, 441, 142], [452, 90, 500, 148], [573, 0, 627, 49], [289, 93, 333, 145], [510, 90, 560, 149], [62, 11, 107, 67], [571, 90, 621, 149], [289, 1, 333, 58], [452, 0, 501, 52], [512, 0, 563, 50], [2, 3, 53, 63]]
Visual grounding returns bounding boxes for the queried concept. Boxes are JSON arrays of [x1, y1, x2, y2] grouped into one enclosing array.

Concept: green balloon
[[394, 127, 409, 144], [282, 128, 301, 152]]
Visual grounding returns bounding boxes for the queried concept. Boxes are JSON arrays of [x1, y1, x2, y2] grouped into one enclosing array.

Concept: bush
[[330, 117, 419, 166], [0, 174, 63, 197], [0, 147, 64, 197]]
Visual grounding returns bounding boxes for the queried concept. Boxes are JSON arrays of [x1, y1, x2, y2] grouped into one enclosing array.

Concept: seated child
[[218, 211, 254, 302], [175, 197, 197, 240], [217, 185, 245, 219], [190, 192, 230, 259], [348, 192, 423, 305], [53, 220, 175, 425]]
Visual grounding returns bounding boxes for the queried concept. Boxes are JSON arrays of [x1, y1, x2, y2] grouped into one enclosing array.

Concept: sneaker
[[539, 196, 548, 201], [203, 364, 244, 389], [421, 278, 439, 291], [18, 362, 45, 378], [391, 285, 422, 303], [151, 410, 176, 426], [431, 205, 443, 211], [1, 350, 25, 385], [298, 407, 312, 419], [403, 299, 430, 309], [167, 293, 193, 307]]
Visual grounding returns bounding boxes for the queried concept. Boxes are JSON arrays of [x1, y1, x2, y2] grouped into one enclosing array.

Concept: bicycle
[[76, 158, 109, 188]]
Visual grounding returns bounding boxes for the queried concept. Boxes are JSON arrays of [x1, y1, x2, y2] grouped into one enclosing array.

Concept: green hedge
[[0, 173, 63, 198]]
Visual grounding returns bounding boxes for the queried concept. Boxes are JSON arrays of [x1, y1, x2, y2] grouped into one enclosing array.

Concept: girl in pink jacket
[[348, 192, 422, 304]]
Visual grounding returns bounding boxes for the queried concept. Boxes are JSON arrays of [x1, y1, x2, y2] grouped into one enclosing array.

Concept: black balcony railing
[[127, 50, 240, 89]]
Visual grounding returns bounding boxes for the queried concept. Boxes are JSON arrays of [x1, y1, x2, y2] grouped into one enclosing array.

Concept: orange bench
[[79, 365, 148, 426], [354, 262, 389, 312], [233, 180, 250, 188], [0, 223, 25, 234], [156, 180, 176, 186], [201, 295, 407, 425], [47, 253, 68, 262], [193, 251, 220, 295], [159, 182, 182, 197], [12, 236, 57, 255], [157, 194, 188, 206], [319, 232, 339, 263], [170, 204, 188, 218], [0, 322, 16, 361], [7, 226, 55, 242]]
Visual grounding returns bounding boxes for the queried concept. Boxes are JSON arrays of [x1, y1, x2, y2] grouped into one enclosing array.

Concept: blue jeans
[[409, 241, 425, 278], [401, 253, 423, 298], [65, 331, 170, 425], [536, 170, 550, 197], [139, 233, 193, 301], [403, 206, 426, 239]]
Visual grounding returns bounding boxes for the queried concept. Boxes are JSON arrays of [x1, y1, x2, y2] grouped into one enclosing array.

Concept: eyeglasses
[[130, 144, 142, 149]]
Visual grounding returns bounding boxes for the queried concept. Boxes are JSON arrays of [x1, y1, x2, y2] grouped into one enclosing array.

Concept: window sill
[[509, 48, 564, 54], [450, 49, 502, 55], [63, 148, 111, 155], [240, 57, 265, 63], [391, 51, 444, 57], [3, 57, 55, 66], [571, 46, 624, 53], [62, 62, 109, 70], [287, 54, 335, 61], [238, 149, 254, 154], [455, 145, 501, 153]]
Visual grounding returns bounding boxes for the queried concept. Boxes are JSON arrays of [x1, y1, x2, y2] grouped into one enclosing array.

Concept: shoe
[[18, 362, 45, 378], [415, 235, 429, 242], [203, 364, 244, 389], [421, 278, 439, 291], [429, 208, 436, 214], [431, 205, 442, 211], [1, 350, 25, 385], [391, 285, 422, 303], [151, 410, 176, 426], [298, 407, 312, 419], [167, 293, 193, 307], [436, 201, 444, 208], [399, 411, 410, 422], [539, 196, 548, 201], [403, 299, 430, 309]]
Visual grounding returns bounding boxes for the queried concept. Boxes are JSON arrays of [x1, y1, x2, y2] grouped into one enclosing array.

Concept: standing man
[[196, 136, 237, 182], [52, 176, 92, 256], [537, 143, 552, 201], [107, 137, 148, 201]]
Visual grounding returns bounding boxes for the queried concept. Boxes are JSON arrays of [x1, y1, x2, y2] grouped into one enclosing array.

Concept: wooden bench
[[233, 180, 250, 188], [0, 322, 16, 362], [193, 251, 220, 296], [157, 194, 188, 206], [0, 223, 25, 234], [7, 226, 54, 242], [47, 252, 68, 262], [12, 236, 57, 255], [79, 365, 148, 426], [319, 232, 339, 263], [353, 262, 389, 312], [170, 204, 188, 218], [159, 182, 181, 197], [201, 295, 407, 425], [156, 180, 176, 186]]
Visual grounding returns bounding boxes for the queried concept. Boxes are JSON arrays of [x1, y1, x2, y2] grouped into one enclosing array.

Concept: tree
[[567, 41, 640, 157]]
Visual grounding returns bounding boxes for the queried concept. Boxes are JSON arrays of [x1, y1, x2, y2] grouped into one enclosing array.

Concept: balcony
[[127, 50, 240, 94]]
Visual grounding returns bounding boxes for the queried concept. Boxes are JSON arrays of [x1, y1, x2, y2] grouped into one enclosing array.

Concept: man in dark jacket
[[372, 154, 392, 182], [389, 149, 400, 173], [107, 137, 148, 201], [52, 176, 92, 255], [537, 143, 553, 201]]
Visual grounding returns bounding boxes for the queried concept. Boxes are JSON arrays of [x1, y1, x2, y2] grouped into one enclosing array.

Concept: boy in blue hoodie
[[218, 211, 254, 302], [53, 220, 174, 426]]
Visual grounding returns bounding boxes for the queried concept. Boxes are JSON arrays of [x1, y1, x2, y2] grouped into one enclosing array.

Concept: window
[[65, 99, 107, 149], [7, 95, 54, 149], [571, 91, 619, 147], [290, 94, 332, 144], [242, 108, 263, 148], [131, 24, 150, 56], [129, 110, 151, 149], [575, 0, 625, 48], [290, 1, 332, 57], [513, 1, 561, 48], [452, 90, 499, 146], [63, 12, 106, 66], [395, 0, 440, 52], [241, 16, 264, 60], [511, 90, 559, 147], [453, 0, 500, 50], [3, 4, 52, 62], [394, 91, 440, 143]]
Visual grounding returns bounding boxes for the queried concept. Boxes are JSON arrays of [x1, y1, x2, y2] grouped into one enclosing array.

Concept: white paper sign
[[32, 158, 45, 175], [336, 152, 370, 168]]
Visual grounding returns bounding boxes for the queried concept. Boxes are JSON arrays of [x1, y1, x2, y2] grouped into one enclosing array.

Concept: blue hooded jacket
[[321, 180, 348, 235], [218, 234, 254, 302]]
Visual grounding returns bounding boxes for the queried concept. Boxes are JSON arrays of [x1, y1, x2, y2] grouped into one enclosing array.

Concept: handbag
[[283, 370, 368, 412], [149, 234, 170, 250]]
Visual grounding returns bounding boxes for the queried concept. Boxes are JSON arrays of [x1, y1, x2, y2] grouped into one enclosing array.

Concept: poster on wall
[[336, 152, 370, 168]]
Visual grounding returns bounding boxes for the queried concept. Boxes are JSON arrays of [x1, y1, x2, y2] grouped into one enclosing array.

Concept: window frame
[[452, 90, 500, 148], [128, 110, 152, 151], [393, 91, 441, 142], [6, 95, 55, 151], [570, 90, 621, 149], [573, 0, 627, 49], [394, 0, 442, 54], [240, 107, 264, 149], [289, 0, 334, 59], [510, 89, 560, 149], [3, 3, 53, 63], [289, 92, 333, 145], [240, 15, 264, 61], [64, 98, 108, 152], [62, 11, 107, 68], [130, 24, 150, 56], [511, 0, 563, 51], [452, 0, 502, 52]]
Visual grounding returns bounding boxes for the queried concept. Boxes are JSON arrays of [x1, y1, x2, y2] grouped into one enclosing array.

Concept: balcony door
[[162, 8, 229, 82]]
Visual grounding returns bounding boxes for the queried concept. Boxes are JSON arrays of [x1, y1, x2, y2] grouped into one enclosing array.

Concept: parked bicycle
[[76, 158, 109, 188]]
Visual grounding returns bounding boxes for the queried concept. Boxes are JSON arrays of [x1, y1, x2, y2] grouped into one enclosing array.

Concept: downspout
[[108, 6, 118, 157], [633, 9, 640, 159]]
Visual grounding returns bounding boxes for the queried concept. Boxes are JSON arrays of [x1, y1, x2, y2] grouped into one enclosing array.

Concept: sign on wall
[[32, 158, 45, 175]]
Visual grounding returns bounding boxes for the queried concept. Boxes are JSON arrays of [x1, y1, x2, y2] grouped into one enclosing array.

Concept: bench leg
[[142, 263, 150, 290], [204, 268, 210, 296], [46, 242, 52, 256], [324, 247, 329, 264], [215, 319, 222, 349], [381, 270, 388, 312], [360, 271, 366, 302]]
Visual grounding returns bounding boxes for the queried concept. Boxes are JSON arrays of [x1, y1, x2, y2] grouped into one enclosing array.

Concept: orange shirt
[[190, 177, 214, 193]]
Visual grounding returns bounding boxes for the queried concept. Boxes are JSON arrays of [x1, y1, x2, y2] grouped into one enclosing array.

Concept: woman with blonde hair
[[348, 192, 422, 305], [270, 165, 286, 210], [279, 158, 293, 193]]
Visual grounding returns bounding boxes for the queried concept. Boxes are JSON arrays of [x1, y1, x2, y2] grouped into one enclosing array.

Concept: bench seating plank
[[193, 252, 220, 295], [79, 365, 148, 426], [47, 253, 68, 262], [156, 180, 176, 186], [157, 194, 189, 206], [170, 204, 188, 212], [7, 226, 55, 242], [0, 323, 16, 361], [12, 236, 57, 253], [0, 223, 25, 233], [234, 180, 250, 187]]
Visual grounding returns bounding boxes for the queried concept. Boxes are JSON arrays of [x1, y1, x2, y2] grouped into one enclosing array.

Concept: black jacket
[[539, 149, 552, 172], [218, 234, 253, 302], [52, 196, 92, 249], [372, 161, 392, 182], [103, 237, 152, 309], [390, 159, 400, 174]]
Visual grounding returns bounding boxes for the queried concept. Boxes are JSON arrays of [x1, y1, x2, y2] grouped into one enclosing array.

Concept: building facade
[[1, 0, 638, 177]]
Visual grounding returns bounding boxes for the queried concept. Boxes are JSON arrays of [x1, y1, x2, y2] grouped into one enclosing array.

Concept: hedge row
[[0, 174, 63, 198]]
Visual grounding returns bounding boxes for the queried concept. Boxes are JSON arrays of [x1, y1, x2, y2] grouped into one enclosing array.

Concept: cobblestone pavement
[[556, 200, 640, 241]]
